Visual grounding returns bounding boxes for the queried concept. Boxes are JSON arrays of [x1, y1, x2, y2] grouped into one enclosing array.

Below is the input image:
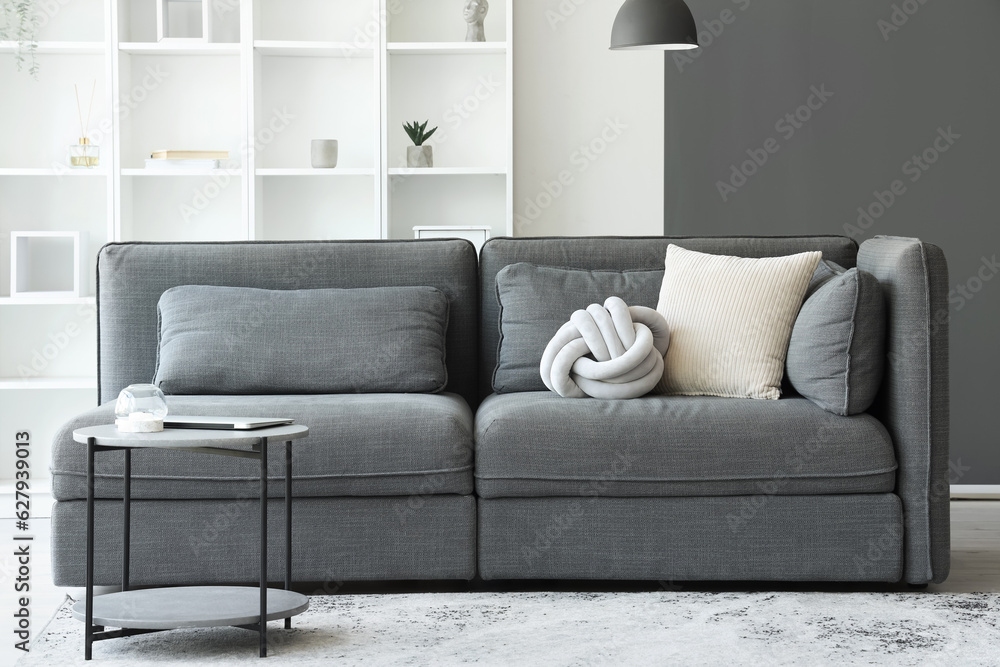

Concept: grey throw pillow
[[786, 261, 886, 415], [493, 263, 663, 393], [154, 285, 449, 395]]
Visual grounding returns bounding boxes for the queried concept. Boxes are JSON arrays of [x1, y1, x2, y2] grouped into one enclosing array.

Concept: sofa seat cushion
[[52, 394, 473, 500], [474, 393, 896, 499]]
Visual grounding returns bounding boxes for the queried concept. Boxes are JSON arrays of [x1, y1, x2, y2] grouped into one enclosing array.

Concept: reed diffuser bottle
[[70, 138, 99, 168], [69, 80, 99, 168]]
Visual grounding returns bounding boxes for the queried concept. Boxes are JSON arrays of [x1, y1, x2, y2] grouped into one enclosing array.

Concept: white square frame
[[413, 225, 492, 255], [157, 0, 212, 43], [10, 231, 87, 299]]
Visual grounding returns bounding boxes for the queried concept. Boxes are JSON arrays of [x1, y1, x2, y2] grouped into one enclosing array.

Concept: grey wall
[[664, 0, 999, 484]]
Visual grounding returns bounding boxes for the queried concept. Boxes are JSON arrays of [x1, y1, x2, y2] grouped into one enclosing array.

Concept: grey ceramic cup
[[311, 140, 339, 168]]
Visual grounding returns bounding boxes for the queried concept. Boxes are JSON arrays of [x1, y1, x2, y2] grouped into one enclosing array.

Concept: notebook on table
[[163, 416, 295, 431]]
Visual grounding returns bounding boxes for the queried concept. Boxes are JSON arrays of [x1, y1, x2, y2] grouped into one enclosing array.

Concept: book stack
[[145, 150, 229, 170]]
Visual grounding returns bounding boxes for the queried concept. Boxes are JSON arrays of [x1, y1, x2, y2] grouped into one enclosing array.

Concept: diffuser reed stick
[[70, 80, 100, 168]]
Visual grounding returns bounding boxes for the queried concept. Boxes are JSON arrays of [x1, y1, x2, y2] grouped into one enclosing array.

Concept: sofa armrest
[[857, 236, 949, 584]]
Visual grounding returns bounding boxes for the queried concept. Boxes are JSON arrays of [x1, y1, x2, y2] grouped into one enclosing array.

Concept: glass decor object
[[115, 384, 168, 432], [70, 81, 100, 167], [69, 138, 100, 168]]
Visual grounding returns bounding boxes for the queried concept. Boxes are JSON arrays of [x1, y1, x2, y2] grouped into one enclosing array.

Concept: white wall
[[513, 0, 664, 237]]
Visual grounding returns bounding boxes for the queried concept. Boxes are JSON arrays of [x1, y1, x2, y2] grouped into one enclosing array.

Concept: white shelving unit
[[118, 42, 240, 54], [382, 0, 512, 241], [0, 41, 106, 54], [0, 0, 111, 479], [248, 0, 382, 241], [0, 0, 513, 483], [0, 378, 99, 390], [387, 42, 507, 55]]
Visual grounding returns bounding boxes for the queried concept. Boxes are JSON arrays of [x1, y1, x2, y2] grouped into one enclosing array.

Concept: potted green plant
[[1, 0, 40, 78], [403, 120, 437, 168]]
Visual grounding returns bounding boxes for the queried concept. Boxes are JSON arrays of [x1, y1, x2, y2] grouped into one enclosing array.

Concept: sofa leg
[[908, 583, 929, 590]]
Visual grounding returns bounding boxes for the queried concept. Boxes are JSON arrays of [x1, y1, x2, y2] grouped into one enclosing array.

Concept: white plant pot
[[407, 145, 433, 168], [311, 139, 339, 168]]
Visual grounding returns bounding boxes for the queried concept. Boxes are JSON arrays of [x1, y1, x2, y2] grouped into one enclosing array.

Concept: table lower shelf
[[72, 586, 309, 629]]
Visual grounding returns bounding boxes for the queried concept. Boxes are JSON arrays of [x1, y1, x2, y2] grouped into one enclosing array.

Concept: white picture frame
[[157, 0, 212, 43], [10, 231, 87, 299]]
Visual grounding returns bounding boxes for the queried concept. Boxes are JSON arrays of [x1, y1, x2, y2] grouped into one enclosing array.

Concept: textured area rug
[[20, 591, 1000, 666]]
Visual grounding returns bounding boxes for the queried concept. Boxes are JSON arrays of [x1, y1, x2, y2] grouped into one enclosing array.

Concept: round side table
[[70, 423, 309, 660]]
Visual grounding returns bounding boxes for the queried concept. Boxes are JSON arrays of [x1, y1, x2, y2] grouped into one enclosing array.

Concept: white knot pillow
[[540, 297, 670, 399]]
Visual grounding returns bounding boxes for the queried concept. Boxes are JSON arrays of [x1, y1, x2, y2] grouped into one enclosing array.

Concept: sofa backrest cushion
[[494, 263, 663, 393], [98, 240, 479, 405], [153, 285, 449, 395], [480, 236, 859, 399], [787, 261, 886, 415]]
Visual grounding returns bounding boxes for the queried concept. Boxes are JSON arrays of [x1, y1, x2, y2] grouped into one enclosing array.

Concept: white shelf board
[[122, 168, 243, 176], [0, 377, 97, 390], [388, 42, 506, 55], [0, 40, 104, 55], [256, 168, 375, 176], [253, 41, 374, 57], [388, 167, 507, 176], [119, 42, 241, 55], [0, 296, 95, 306], [0, 168, 108, 176]]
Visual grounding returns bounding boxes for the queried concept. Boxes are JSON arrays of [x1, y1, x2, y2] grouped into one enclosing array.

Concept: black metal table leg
[[285, 440, 292, 630], [259, 437, 268, 658], [85, 437, 95, 661], [123, 448, 131, 593]]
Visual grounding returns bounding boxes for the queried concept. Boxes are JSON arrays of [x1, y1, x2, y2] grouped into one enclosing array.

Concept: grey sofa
[[50, 234, 949, 587], [477, 235, 949, 585], [51, 240, 480, 586]]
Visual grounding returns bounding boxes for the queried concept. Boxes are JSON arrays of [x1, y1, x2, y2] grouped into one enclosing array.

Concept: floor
[[0, 500, 996, 665]]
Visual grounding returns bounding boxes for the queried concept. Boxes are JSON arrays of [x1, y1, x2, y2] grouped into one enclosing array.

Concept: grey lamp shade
[[610, 0, 699, 50]]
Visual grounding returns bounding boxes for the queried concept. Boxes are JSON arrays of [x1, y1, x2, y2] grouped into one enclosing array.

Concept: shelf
[[254, 41, 374, 58], [387, 42, 507, 55], [0, 40, 105, 55], [119, 42, 240, 56], [0, 296, 95, 306], [0, 168, 108, 176], [256, 168, 375, 176], [388, 167, 506, 176], [0, 377, 97, 390], [122, 168, 243, 177]]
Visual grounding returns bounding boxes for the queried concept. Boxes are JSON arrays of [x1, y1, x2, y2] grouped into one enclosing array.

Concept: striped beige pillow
[[655, 245, 822, 399]]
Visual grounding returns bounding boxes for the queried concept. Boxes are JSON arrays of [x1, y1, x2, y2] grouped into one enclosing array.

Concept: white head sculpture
[[464, 0, 489, 42]]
